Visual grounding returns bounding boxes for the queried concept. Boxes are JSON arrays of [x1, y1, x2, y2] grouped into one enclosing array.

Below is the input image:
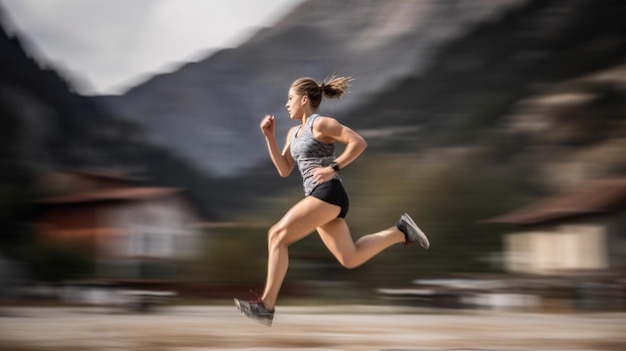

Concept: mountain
[[341, 0, 626, 181], [4, 0, 622, 220], [0, 8, 223, 223], [99, 0, 526, 176], [2, 0, 626, 276]]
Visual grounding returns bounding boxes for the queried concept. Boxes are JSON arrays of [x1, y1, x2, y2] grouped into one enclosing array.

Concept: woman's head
[[286, 75, 352, 118]]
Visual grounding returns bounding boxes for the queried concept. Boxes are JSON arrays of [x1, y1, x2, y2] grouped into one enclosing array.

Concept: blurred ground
[[0, 306, 624, 351]]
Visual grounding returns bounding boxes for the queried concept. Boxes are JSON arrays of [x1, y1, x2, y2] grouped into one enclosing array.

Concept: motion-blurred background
[[1, 0, 625, 312]]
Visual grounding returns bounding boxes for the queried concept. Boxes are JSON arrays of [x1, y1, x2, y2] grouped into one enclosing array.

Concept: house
[[484, 177, 626, 275], [35, 170, 203, 281]]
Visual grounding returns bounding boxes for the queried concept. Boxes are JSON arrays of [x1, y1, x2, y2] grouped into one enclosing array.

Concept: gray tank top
[[290, 114, 341, 195]]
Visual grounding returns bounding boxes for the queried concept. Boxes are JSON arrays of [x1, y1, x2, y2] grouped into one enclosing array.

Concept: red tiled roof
[[36, 187, 183, 205], [483, 177, 626, 225]]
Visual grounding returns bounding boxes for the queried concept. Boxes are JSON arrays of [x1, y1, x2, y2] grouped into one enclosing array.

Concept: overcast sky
[[1, 0, 303, 95]]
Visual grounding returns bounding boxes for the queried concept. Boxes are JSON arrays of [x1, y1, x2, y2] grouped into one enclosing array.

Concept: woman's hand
[[260, 115, 275, 138], [310, 166, 336, 185]]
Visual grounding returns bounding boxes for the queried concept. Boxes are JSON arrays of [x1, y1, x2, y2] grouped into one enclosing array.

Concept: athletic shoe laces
[[246, 289, 263, 304]]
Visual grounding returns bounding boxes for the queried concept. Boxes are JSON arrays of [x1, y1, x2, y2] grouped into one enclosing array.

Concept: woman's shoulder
[[312, 115, 345, 141], [312, 115, 341, 129], [312, 115, 339, 124]]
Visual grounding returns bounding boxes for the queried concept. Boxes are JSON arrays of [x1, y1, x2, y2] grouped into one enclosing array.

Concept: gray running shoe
[[234, 292, 275, 327], [397, 213, 430, 249]]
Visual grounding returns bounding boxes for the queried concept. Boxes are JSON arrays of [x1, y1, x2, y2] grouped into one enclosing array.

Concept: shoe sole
[[402, 213, 430, 249]]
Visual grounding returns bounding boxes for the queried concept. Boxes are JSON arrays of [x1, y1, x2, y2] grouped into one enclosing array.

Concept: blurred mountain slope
[[339, 0, 626, 184], [2, 0, 625, 225], [0, 8, 222, 224], [223, 0, 626, 217], [99, 0, 526, 176], [344, 0, 626, 134]]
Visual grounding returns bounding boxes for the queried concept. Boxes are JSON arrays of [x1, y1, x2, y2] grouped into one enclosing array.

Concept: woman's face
[[285, 88, 307, 120]]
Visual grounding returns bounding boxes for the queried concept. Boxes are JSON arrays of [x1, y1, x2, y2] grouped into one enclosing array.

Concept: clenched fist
[[260, 115, 275, 138]]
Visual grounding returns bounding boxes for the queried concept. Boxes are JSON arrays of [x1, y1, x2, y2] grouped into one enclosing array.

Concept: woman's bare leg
[[261, 196, 342, 310], [317, 218, 405, 269]]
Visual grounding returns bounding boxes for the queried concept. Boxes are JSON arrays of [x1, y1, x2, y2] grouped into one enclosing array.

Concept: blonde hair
[[291, 75, 353, 109]]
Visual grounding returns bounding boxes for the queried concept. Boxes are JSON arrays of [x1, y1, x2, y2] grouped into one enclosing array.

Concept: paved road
[[0, 306, 624, 350]]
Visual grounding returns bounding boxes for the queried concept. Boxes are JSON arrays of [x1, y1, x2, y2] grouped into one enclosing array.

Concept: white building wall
[[561, 224, 607, 270], [99, 197, 200, 260], [505, 222, 608, 274]]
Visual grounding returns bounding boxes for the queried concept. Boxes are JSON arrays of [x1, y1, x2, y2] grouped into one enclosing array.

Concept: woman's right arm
[[260, 114, 295, 177]]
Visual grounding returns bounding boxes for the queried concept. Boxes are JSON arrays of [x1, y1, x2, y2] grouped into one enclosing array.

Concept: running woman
[[234, 75, 429, 326]]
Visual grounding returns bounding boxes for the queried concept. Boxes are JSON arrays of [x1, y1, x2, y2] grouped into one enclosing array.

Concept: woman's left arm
[[310, 117, 367, 183]]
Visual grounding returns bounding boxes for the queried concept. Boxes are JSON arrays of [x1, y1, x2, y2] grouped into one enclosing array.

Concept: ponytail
[[320, 75, 352, 100], [291, 75, 353, 109]]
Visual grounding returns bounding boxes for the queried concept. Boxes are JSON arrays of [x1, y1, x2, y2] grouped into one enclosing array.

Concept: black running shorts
[[309, 178, 350, 218]]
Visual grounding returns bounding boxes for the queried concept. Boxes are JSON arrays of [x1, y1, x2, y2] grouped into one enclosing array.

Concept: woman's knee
[[267, 224, 288, 249], [335, 254, 361, 269]]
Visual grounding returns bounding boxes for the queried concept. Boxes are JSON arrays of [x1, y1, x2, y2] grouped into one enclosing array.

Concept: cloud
[[1, 0, 303, 95]]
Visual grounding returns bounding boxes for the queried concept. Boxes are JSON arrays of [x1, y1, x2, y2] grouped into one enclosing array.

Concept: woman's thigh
[[274, 196, 341, 246], [316, 218, 356, 258]]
